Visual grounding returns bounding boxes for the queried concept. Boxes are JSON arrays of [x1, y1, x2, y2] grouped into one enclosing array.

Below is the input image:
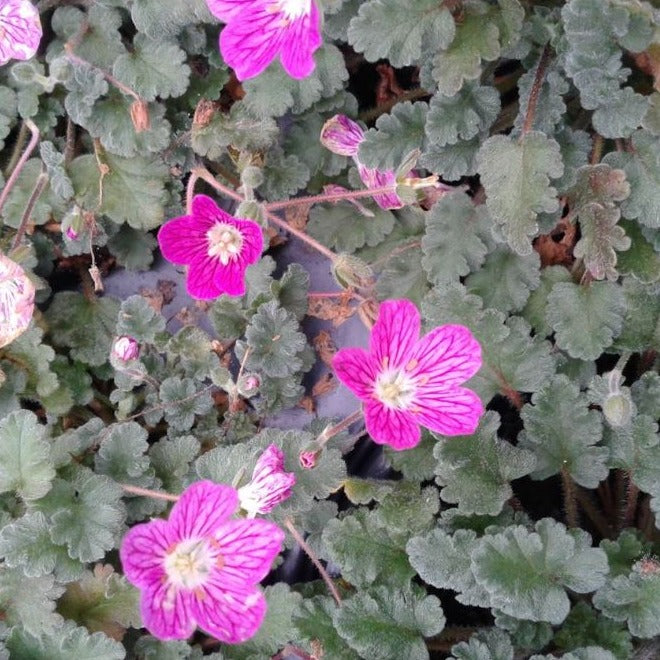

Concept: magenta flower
[[158, 195, 263, 300], [238, 444, 295, 516], [0, 253, 35, 349], [0, 0, 41, 66], [333, 299, 484, 450], [112, 335, 139, 361], [206, 0, 322, 81], [120, 481, 284, 642], [320, 114, 404, 210]]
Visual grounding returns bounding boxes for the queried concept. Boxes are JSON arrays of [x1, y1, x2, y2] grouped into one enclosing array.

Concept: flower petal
[[358, 165, 404, 210], [279, 2, 322, 79], [333, 347, 378, 399], [186, 255, 227, 300], [157, 215, 208, 265], [168, 481, 238, 540], [320, 115, 364, 157], [363, 399, 420, 450], [191, 579, 266, 644], [409, 324, 482, 388], [191, 194, 232, 224], [219, 5, 287, 81], [214, 518, 284, 584], [140, 582, 196, 640], [369, 299, 420, 370], [413, 386, 484, 437], [120, 518, 174, 587], [205, 0, 260, 22], [234, 215, 264, 265], [0, 0, 42, 66]]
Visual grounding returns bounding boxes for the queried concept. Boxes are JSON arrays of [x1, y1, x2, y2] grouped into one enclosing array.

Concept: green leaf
[[130, 0, 213, 38], [616, 220, 660, 283], [70, 152, 169, 230], [384, 433, 437, 482], [113, 34, 190, 101], [208, 297, 248, 340], [165, 326, 215, 379], [593, 567, 660, 639], [39, 141, 74, 199], [333, 586, 445, 660], [0, 410, 55, 501], [465, 247, 540, 313], [493, 613, 553, 653], [271, 263, 310, 320], [106, 224, 158, 271], [259, 147, 310, 200], [322, 508, 415, 589], [116, 295, 166, 343], [450, 629, 514, 660], [426, 83, 501, 146], [46, 292, 120, 366], [61, 59, 109, 126], [592, 88, 649, 140], [472, 519, 608, 624], [604, 130, 660, 229], [478, 132, 563, 254], [612, 278, 660, 352], [374, 482, 439, 537], [601, 530, 648, 579], [433, 411, 536, 516], [358, 102, 428, 170], [308, 201, 396, 253], [421, 192, 489, 284], [0, 86, 16, 150], [522, 265, 572, 336], [149, 435, 200, 493], [567, 164, 631, 211], [419, 135, 482, 181], [514, 66, 568, 135], [159, 377, 214, 432], [347, 0, 455, 68], [518, 375, 607, 488], [546, 281, 626, 360], [631, 372, 660, 420], [407, 528, 490, 607]]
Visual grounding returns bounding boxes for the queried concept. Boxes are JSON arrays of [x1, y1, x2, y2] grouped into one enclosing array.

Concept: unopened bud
[[320, 114, 364, 157], [112, 335, 139, 362], [332, 253, 374, 289], [130, 99, 150, 133], [193, 99, 215, 128], [634, 557, 660, 576], [299, 449, 319, 470], [237, 372, 261, 398], [235, 200, 266, 225], [602, 369, 634, 428]]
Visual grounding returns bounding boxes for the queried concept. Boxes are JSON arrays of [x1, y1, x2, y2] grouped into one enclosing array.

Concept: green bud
[[332, 253, 374, 289]]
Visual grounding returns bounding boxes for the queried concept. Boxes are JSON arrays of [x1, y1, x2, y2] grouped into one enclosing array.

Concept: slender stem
[[560, 466, 579, 528], [264, 185, 399, 211], [317, 409, 364, 447], [12, 170, 49, 248], [614, 351, 632, 374], [575, 487, 612, 539], [590, 134, 605, 164], [185, 170, 200, 214], [622, 474, 639, 529], [359, 87, 430, 122], [3, 121, 28, 178], [193, 167, 243, 203], [120, 484, 179, 502], [521, 43, 552, 137], [64, 118, 76, 164], [0, 119, 40, 216], [65, 50, 141, 101], [284, 518, 341, 606], [122, 383, 215, 422]]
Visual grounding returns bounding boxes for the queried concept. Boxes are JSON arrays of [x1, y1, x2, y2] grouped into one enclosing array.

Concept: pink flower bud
[[320, 114, 364, 157], [237, 372, 261, 398], [112, 335, 139, 361], [238, 444, 295, 516], [299, 450, 319, 470], [0, 253, 35, 349], [65, 227, 78, 241]]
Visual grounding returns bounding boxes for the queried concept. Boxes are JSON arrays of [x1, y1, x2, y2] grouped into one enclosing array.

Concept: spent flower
[[0, 253, 35, 349], [120, 481, 284, 642], [206, 0, 322, 81], [333, 299, 483, 450], [238, 444, 296, 516], [0, 0, 41, 66], [158, 194, 263, 300]]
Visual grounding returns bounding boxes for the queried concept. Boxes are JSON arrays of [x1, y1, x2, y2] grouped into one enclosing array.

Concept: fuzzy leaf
[[116, 295, 166, 343], [613, 278, 660, 352], [472, 519, 608, 624], [514, 67, 568, 135], [130, 0, 213, 38], [601, 531, 648, 579], [616, 220, 660, 283], [478, 132, 563, 254], [106, 224, 157, 271], [546, 281, 626, 360], [149, 435, 200, 493], [333, 586, 445, 660], [450, 629, 514, 660], [0, 410, 55, 501], [519, 375, 607, 488], [433, 412, 536, 515], [158, 377, 214, 432], [39, 141, 74, 199]]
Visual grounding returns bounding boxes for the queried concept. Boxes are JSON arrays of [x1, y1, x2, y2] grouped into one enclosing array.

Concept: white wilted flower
[[0, 253, 35, 349]]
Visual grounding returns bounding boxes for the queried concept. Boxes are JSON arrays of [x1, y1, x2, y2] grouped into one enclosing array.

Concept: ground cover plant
[[0, 0, 659, 658]]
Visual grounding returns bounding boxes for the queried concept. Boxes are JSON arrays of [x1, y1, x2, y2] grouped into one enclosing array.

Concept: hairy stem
[[120, 484, 180, 502], [622, 474, 639, 529], [65, 50, 141, 102], [284, 518, 342, 606], [3, 121, 28, 178], [0, 119, 40, 216], [264, 185, 399, 211], [12, 170, 49, 249], [521, 44, 552, 137], [317, 409, 364, 447], [575, 487, 613, 539], [560, 466, 579, 528]]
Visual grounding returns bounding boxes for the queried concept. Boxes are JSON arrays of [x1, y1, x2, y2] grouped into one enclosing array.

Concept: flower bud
[[112, 335, 139, 362], [238, 444, 295, 516], [235, 200, 266, 226], [601, 369, 634, 428], [65, 227, 78, 241], [237, 372, 261, 398], [299, 449, 319, 470], [332, 253, 374, 289], [193, 99, 215, 129], [320, 114, 364, 157], [0, 253, 35, 349], [130, 99, 151, 133]]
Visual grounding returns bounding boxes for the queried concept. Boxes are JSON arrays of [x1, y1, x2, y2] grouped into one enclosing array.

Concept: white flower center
[[206, 223, 243, 265], [163, 538, 220, 590], [374, 369, 416, 410], [278, 0, 310, 19]]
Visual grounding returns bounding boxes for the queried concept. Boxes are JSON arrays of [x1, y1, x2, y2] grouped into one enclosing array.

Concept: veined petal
[[191, 579, 266, 644], [186, 254, 227, 300], [214, 518, 284, 584], [413, 386, 484, 437], [140, 582, 196, 640], [369, 299, 420, 370], [120, 518, 174, 587], [333, 347, 378, 399], [191, 194, 234, 226], [157, 216, 209, 265], [364, 399, 420, 450], [168, 481, 238, 540], [320, 114, 364, 157], [279, 1, 322, 79], [358, 165, 404, 210], [205, 0, 261, 22], [233, 214, 264, 265], [409, 324, 482, 387], [0, 0, 42, 66]]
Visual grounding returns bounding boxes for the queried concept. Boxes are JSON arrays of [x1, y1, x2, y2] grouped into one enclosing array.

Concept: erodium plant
[[0, 0, 658, 658]]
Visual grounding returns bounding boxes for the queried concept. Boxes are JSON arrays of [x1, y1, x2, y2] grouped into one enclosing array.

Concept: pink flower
[[0, 0, 41, 66], [298, 450, 319, 469], [333, 299, 484, 450], [112, 335, 139, 361], [320, 115, 404, 210], [206, 0, 322, 81], [0, 253, 35, 349], [158, 195, 263, 300], [238, 444, 295, 516], [120, 481, 284, 642]]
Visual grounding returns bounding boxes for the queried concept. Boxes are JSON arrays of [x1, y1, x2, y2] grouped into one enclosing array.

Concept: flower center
[[278, 0, 310, 19], [206, 223, 243, 265], [374, 369, 416, 410], [164, 538, 219, 590]]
